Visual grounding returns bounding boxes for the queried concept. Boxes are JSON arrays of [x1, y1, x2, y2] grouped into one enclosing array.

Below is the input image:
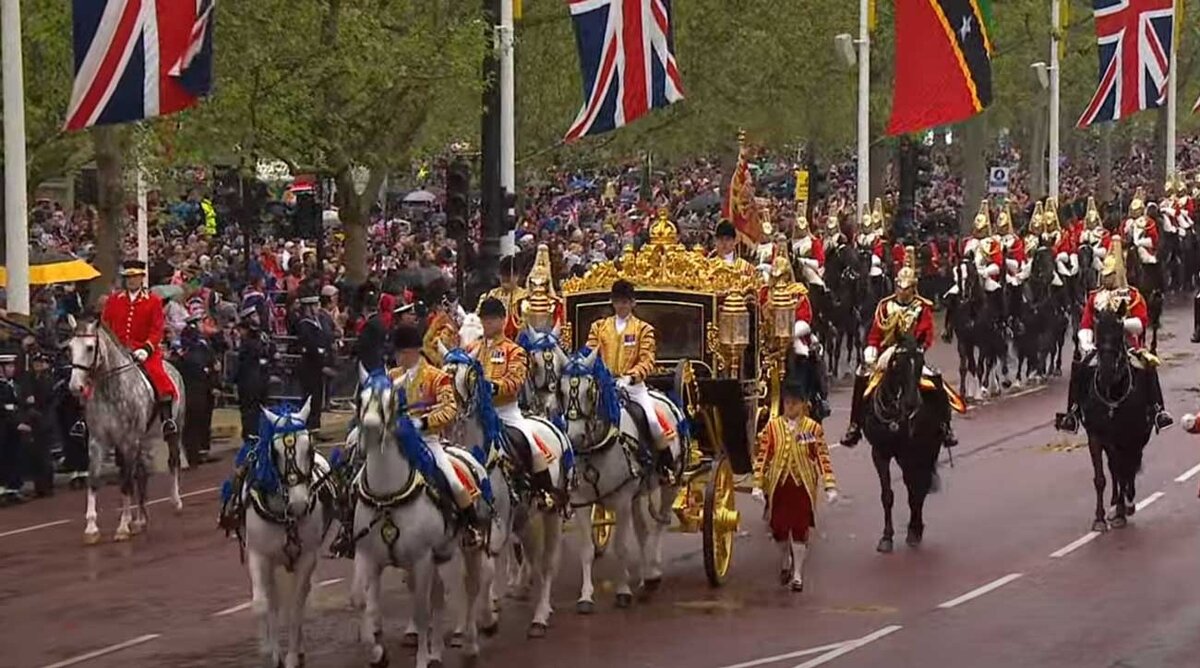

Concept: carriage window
[[574, 300, 706, 361]]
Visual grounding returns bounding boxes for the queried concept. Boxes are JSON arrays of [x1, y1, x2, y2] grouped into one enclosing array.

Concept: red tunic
[[101, 289, 178, 399], [1079, 287, 1149, 348], [890, 243, 906, 274], [866, 295, 935, 350]]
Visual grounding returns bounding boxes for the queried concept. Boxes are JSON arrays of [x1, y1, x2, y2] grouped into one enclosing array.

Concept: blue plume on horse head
[[564, 346, 621, 425], [518, 329, 561, 353], [442, 347, 504, 456], [251, 403, 308, 494], [362, 369, 392, 395]]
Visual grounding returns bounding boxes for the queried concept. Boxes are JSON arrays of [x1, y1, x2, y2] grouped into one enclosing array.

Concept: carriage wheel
[[591, 504, 617, 558], [702, 454, 739, 587]]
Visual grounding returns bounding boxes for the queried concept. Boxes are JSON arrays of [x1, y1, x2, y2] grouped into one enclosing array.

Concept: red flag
[[722, 145, 764, 244]]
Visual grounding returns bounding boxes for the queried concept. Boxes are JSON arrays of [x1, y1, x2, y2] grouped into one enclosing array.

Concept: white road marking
[[38, 633, 161, 668], [716, 641, 850, 668], [0, 519, 71, 539], [937, 573, 1023, 609], [790, 626, 904, 668], [1135, 491, 1165, 512], [145, 485, 219, 507], [212, 577, 345, 617], [1050, 532, 1100, 559], [1176, 462, 1200, 483]]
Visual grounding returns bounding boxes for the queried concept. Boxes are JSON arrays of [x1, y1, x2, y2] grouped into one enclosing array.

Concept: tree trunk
[[335, 166, 387, 286], [961, 114, 988, 234], [1099, 125, 1113, 204], [90, 126, 126, 308]]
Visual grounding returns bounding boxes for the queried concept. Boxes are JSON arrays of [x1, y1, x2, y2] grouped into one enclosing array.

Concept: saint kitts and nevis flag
[[65, 0, 215, 131], [887, 0, 994, 135]]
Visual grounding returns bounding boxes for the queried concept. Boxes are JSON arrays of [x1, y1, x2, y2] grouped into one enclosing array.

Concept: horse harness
[[562, 377, 641, 508]]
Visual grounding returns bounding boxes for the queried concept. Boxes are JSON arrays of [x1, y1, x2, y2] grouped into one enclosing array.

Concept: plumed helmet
[[1129, 187, 1146, 217], [795, 215, 810, 236], [1085, 197, 1101, 228], [972, 200, 992, 238], [1043, 198, 1061, 233], [895, 266, 918, 290], [996, 202, 1014, 235], [1029, 201, 1045, 235]]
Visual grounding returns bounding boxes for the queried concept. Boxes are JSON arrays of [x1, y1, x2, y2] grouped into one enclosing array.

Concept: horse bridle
[[71, 330, 139, 382]]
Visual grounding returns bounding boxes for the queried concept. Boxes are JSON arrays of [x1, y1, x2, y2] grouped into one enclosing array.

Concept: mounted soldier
[[841, 265, 958, 449], [1042, 198, 1080, 303], [1078, 197, 1111, 274], [101, 260, 178, 437], [946, 201, 1003, 315], [422, 290, 459, 367], [711, 219, 756, 274], [855, 199, 888, 281], [995, 202, 1026, 320], [478, 256, 528, 339], [822, 203, 849, 254], [790, 214, 826, 290], [1055, 238, 1173, 434], [520, 244, 566, 334]]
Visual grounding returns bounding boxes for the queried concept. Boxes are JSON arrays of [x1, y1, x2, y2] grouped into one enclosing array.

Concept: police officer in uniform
[[356, 293, 388, 376], [0, 352, 26, 503], [295, 292, 332, 431], [19, 351, 56, 496], [234, 306, 274, 444], [175, 313, 219, 464]]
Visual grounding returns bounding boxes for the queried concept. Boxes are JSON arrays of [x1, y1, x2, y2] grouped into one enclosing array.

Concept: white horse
[[67, 316, 187, 544], [239, 398, 334, 668], [558, 347, 683, 612], [440, 344, 569, 638], [519, 325, 566, 417], [351, 372, 463, 668]]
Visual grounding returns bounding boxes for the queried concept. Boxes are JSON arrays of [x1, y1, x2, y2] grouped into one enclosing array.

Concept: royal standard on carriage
[[560, 211, 801, 586]]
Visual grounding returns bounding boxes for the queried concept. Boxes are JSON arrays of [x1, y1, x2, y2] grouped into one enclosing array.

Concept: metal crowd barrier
[[221, 335, 360, 409]]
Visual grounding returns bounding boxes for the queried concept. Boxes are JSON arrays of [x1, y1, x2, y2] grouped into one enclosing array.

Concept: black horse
[[944, 259, 1003, 401], [863, 331, 945, 553], [1016, 247, 1068, 381], [822, 244, 865, 378], [857, 247, 892, 358], [1124, 242, 1164, 353], [1078, 309, 1153, 531]]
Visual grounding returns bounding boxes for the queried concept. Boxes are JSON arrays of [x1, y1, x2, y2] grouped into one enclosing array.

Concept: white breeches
[[495, 402, 549, 473], [426, 434, 481, 510], [799, 262, 826, 289], [872, 346, 935, 377]]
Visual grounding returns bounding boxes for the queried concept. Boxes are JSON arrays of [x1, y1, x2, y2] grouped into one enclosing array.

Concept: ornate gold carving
[[562, 210, 761, 297]]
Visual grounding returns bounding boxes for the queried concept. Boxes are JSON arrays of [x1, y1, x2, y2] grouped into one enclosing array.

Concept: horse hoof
[[615, 592, 633, 609], [401, 632, 418, 648], [528, 622, 548, 639], [368, 646, 388, 668], [642, 577, 662, 593], [876, 537, 894, 553], [448, 632, 464, 648], [906, 529, 923, 547], [1091, 520, 1109, 533], [481, 621, 500, 637], [576, 600, 595, 615], [789, 580, 805, 593], [428, 661, 443, 668], [113, 528, 131, 542], [1126, 504, 1136, 517], [130, 521, 145, 535], [83, 531, 101, 546], [1110, 515, 1128, 529]]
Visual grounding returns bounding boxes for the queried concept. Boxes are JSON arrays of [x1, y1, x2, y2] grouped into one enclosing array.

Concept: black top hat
[[715, 220, 737, 239], [498, 255, 519, 277], [611, 279, 636, 301], [120, 260, 148, 277], [478, 297, 506, 318], [393, 324, 423, 351]]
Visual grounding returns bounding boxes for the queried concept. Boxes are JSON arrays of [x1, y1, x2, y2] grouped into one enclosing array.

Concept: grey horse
[[68, 316, 187, 544]]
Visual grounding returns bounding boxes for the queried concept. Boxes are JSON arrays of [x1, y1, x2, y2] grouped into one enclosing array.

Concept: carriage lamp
[[718, 294, 750, 377], [768, 287, 797, 348]]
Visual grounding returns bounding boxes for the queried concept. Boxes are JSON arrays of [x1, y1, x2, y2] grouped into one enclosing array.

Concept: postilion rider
[[472, 297, 564, 507], [391, 325, 490, 545], [752, 376, 839, 592], [585, 279, 677, 479], [101, 260, 178, 437], [1055, 240, 1173, 434], [841, 266, 960, 449]]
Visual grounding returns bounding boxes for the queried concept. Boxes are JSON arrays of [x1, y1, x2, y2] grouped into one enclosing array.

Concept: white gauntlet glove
[[133, 348, 149, 363]]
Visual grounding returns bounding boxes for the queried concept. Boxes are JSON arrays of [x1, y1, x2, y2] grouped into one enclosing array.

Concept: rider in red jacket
[[101, 260, 178, 437]]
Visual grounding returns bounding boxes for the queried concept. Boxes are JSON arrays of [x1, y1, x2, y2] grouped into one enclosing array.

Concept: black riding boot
[[1055, 361, 1088, 433], [533, 468, 567, 511], [1192, 293, 1200, 343], [840, 374, 869, 447], [928, 373, 957, 448], [160, 398, 178, 437], [656, 447, 677, 485], [1146, 369, 1174, 432]]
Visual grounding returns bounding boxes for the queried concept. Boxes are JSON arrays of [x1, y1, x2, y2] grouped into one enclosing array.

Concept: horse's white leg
[[84, 486, 101, 544], [461, 549, 483, 656], [402, 571, 418, 646], [285, 550, 318, 668], [631, 495, 651, 581], [248, 550, 280, 667], [411, 557, 436, 668], [531, 512, 563, 632], [171, 464, 183, 513], [574, 505, 597, 613], [643, 491, 667, 585], [114, 493, 133, 541], [355, 556, 387, 666], [429, 562, 451, 665], [611, 495, 641, 604]]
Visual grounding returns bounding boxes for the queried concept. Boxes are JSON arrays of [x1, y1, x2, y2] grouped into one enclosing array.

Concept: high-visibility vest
[[201, 199, 217, 236]]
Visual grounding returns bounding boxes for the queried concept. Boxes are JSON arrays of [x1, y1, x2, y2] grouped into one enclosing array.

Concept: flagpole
[[2, 0, 30, 317], [857, 0, 870, 212], [498, 0, 516, 256], [1049, 0, 1061, 201], [136, 165, 149, 264], [1166, 11, 1178, 179]]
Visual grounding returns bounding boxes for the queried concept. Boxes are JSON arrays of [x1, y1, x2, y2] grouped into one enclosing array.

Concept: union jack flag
[[564, 0, 685, 142], [1077, 0, 1175, 128], [66, 0, 215, 131]]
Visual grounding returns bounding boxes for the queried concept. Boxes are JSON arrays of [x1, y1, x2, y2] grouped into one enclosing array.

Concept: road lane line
[[145, 485, 219, 507], [790, 626, 904, 668], [212, 577, 345, 617], [716, 641, 850, 668], [39, 633, 161, 668], [937, 574, 1023, 609], [0, 519, 71, 539], [1050, 532, 1100, 559], [1175, 462, 1200, 483], [1135, 491, 1165, 512]]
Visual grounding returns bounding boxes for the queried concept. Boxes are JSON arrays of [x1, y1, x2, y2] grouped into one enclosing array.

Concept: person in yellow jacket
[[585, 279, 676, 476], [390, 325, 488, 544], [472, 297, 563, 506], [422, 292, 459, 366], [752, 376, 838, 592], [477, 256, 527, 339]]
